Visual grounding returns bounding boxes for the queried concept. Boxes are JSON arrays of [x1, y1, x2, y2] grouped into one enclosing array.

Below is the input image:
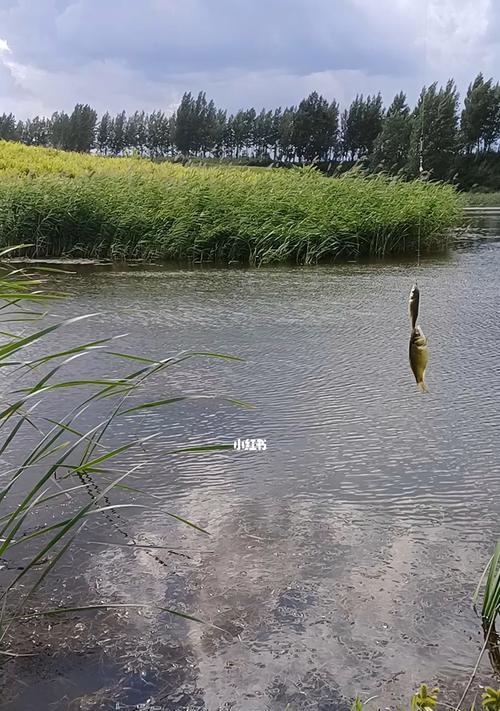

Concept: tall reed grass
[[0, 141, 463, 264]]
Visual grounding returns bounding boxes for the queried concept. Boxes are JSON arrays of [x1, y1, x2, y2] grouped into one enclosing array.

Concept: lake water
[[1, 213, 499, 710]]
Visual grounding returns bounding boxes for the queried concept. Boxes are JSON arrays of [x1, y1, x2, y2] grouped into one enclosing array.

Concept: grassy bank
[[466, 192, 500, 207], [0, 142, 463, 264]]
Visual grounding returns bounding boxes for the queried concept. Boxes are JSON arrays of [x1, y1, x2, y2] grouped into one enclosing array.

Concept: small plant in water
[[482, 687, 500, 711], [480, 542, 500, 625], [411, 684, 439, 711], [349, 685, 500, 711]]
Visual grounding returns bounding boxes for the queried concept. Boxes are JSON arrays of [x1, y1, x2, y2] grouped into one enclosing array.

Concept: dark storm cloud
[[3, 0, 418, 77], [0, 0, 497, 117]]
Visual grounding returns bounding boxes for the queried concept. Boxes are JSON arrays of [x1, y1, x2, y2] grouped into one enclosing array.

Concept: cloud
[[6, 0, 418, 76], [0, 0, 498, 119]]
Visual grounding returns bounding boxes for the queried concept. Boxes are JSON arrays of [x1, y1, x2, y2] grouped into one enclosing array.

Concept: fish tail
[[417, 381, 429, 393]]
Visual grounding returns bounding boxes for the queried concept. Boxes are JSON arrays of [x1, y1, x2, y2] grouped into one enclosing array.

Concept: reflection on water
[[1, 220, 499, 710]]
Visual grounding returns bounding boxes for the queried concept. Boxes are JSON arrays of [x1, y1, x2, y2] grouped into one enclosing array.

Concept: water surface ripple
[[1, 220, 499, 710]]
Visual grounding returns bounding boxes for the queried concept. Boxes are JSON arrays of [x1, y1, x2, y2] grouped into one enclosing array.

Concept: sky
[[0, 0, 498, 119]]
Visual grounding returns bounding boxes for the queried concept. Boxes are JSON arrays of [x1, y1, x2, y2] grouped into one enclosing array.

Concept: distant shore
[[465, 192, 500, 207]]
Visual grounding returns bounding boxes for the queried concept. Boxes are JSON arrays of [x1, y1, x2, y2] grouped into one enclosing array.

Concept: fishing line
[[416, 0, 430, 272], [454, 615, 497, 711], [407, 0, 431, 393], [78, 469, 191, 564]]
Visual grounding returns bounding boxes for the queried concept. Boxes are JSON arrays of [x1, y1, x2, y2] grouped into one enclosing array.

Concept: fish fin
[[417, 381, 429, 393]]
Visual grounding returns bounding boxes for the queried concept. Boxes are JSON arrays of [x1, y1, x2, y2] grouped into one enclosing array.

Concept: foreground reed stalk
[[479, 542, 500, 676], [0, 250, 246, 656]]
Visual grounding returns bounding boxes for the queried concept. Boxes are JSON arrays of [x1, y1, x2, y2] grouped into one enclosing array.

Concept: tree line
[[1, 73, 500, 188]]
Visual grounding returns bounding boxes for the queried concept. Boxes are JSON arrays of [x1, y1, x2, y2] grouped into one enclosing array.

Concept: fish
[[408, 283, 420, 330], [409, 325, 429, 392]]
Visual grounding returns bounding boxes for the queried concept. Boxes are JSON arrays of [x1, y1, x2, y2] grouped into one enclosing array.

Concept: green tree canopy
[[0, 113, 17, 141], [342, 93, 384, 160], [407, 80, 459, 181], [371, 92, 412, 174], [147, 110, 171, 158], [67, 104, 97, 152], [461, 73, 500, 152], [97, 112, 111, 154], [291, 92, 339, 162]]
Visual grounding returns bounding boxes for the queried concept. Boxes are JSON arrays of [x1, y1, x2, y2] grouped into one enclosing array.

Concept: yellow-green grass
[[0, 141, 463, 264]]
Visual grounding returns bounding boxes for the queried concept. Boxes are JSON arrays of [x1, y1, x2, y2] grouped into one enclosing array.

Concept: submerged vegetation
[[0, 141, 462, 264]]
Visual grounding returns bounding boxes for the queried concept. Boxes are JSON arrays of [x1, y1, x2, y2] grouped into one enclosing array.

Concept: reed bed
[[0, 141, 463, 264]]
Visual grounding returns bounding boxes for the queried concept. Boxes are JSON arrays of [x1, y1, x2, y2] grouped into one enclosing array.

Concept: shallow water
[[1, 214, 499, 710]]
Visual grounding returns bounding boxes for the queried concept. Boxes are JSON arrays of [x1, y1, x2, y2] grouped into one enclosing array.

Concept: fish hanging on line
[[408, 283, 429, 393], [409, 325, 429, 392]]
